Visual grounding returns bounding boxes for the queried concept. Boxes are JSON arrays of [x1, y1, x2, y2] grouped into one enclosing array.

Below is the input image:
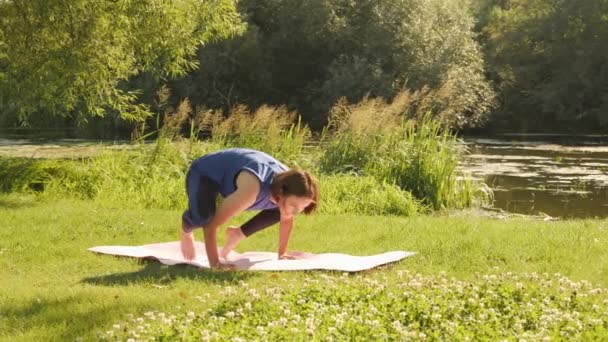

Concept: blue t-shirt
[[190, 148, 288, 210]]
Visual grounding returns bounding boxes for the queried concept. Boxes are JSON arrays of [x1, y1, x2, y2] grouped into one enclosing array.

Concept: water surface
[[460, 134, 608, 218]]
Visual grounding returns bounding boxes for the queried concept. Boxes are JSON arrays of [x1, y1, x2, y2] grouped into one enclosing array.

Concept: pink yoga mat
[[88, 241, 415, 272]]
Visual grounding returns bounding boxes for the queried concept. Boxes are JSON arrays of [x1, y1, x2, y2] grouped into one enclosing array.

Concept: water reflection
[[0, 138, 132, 158]]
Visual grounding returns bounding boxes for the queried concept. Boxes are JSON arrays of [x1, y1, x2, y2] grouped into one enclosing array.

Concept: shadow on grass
[[81, 258, 257, 286]]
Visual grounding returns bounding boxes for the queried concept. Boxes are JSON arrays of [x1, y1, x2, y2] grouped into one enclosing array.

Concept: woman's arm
[[204, 171, 260, 268], [277, 215, 294, 259]]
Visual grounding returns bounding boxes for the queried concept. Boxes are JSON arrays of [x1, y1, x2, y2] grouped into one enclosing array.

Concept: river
[[460, 134, 608, 218]]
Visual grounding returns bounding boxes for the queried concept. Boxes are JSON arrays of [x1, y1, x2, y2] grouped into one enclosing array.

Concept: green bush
[[319, 175, 422, 216]]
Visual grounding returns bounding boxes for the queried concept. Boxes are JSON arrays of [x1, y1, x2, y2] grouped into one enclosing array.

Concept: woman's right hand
[[180, 232, 196, 260]]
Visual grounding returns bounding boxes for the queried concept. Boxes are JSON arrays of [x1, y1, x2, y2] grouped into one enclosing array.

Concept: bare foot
[[221, 226, 245, 259], [180, 232, 196, 260]]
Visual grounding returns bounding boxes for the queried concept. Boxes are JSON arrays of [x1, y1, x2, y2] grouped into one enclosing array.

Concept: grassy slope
[[1, 194, 607, 341]]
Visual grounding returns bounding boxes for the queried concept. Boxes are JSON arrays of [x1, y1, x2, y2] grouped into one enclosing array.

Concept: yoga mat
[[88, 241, 415, 272]]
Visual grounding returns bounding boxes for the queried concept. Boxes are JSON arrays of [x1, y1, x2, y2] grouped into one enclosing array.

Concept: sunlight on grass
[[1, 196, 607, 340]]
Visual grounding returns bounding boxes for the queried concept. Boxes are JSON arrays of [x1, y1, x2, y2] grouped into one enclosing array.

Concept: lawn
[[1, 193, 608, 341]]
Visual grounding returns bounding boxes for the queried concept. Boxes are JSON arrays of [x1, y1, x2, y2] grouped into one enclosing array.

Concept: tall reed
[[197, 105, 311, 167], [320, 92, 492, 210]]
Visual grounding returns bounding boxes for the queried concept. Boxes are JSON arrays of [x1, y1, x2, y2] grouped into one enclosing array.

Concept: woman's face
[[278, 195, 313, 218]]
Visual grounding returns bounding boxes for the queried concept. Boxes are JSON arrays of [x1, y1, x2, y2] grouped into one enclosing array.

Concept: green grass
[[0, 146, 424, 215], [1, 193, 607, 340]]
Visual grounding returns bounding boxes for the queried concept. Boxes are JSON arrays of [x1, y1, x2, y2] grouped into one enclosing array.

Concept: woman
[[180, 148, 319, 269]]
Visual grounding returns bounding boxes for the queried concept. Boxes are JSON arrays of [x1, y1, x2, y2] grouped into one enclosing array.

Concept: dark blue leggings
[[182, 172, 280, 235]]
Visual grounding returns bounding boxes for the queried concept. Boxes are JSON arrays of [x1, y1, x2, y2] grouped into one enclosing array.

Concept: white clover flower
[[589, 288, 603, 295], [306, 317, 316, 328], [591, 318, 603, 326], [223, 286, 236, 295]]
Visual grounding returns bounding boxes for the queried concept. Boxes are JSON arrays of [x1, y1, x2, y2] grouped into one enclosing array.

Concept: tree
[[0, 0, 243, 125], [321, 0, 496, 128], [482, 0, 608, 132], [179, 0, 495, 129]]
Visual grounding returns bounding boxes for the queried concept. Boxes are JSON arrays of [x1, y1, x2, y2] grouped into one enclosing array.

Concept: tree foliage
[[175, 0, 495, 129], [479, 0, 608, 132], [0, 0, 243, 124], [3, 0, 606, 134]]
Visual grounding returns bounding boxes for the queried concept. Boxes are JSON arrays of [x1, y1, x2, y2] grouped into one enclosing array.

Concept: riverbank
[[4, 134, 608, 219]]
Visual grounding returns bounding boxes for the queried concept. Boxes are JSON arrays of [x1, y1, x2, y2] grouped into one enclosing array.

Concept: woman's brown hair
[[270, 169, 319, 214]]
